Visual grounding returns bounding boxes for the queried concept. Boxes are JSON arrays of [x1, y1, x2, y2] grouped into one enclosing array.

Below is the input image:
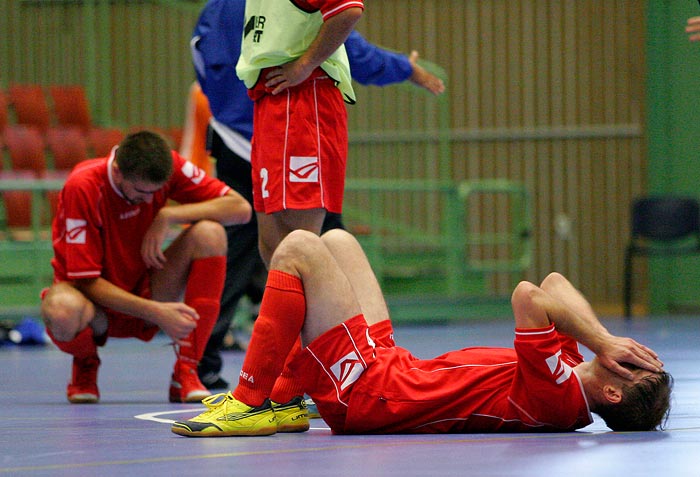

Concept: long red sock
[[233, 270, 305, 407], [270, 338, 305, 404], [178, 256, 226, 364], [47, 326, 97, 359]]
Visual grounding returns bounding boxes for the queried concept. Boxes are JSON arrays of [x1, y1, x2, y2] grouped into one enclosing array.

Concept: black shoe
[[199, 372, 230, 391]]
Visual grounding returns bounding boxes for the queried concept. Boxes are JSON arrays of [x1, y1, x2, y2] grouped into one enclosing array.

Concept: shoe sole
[[276, 412, 310, 433], [171, 420, 277, 437], [68, 394, 99, 404]]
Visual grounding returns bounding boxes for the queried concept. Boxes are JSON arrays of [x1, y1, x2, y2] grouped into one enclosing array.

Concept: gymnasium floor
[[1, 315, 698, 476]]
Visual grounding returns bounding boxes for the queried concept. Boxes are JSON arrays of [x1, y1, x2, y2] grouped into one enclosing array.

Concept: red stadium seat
[[0, 170, 35, 230], [0, 89, 8, 135], [8, 84, 51, 134], [3, 125, 47, 176], [49, 85, 93, 134], [42, 169, 69, 224], [88, 127, 124, 157], [46, 127, 89, 170]]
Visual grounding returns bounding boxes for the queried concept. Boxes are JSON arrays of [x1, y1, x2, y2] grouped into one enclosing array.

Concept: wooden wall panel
[[0, 0, 648, 306]]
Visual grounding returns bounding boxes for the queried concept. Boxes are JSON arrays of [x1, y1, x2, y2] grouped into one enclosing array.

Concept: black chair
[[623, 196, 700, 319]]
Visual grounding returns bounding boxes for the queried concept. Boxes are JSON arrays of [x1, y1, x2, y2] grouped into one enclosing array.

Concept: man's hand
[[408, 51, 445, 95], [152, 302, 199, 345], [265, 61, 315, 95], [687, 16, 700, 42], [595, 334, 664, 381], [141, 210, 171, 269]]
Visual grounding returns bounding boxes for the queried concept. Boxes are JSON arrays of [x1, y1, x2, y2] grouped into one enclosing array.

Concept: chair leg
[[623, 248, 633, 320]]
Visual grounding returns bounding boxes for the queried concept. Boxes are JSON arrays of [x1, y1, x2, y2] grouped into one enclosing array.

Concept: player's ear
[[602, 384, 622, 404]]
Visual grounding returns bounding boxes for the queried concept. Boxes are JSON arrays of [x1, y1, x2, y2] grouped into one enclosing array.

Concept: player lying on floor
[[172, 229, 672, 436]]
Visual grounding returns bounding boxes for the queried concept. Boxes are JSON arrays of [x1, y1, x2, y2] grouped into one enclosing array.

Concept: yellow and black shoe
[[171, 392, 276, 437], [272, 396, 310, 433]]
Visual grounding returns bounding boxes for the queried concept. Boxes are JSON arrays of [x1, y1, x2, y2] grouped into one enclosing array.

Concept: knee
[[190, 220, 227, 255], [321, 227, 353, 243], [539, 272, 566, 292], [41, 284, 92, 341], [270, 230, 320, 270], [511, 280, 541, 310]]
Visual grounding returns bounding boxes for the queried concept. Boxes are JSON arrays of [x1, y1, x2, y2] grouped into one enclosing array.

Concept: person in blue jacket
[[191, 0, 445, 390]]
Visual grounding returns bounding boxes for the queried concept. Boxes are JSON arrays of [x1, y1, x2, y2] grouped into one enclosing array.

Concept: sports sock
[[47, 326, 98, 359], [178, 256, 226, 363], [233, 270, 305, 407], [270, 338, 305, 404]]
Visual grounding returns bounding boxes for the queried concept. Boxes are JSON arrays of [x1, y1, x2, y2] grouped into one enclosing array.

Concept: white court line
[[134, 408, 331, 430], [135, 408, 205, 424]]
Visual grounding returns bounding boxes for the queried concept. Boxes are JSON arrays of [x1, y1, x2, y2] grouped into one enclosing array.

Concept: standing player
[[40, 130, 252, 404], [190, 0, 445, 390], [172, 230, 671, 437], [236, 0, 363, 267]]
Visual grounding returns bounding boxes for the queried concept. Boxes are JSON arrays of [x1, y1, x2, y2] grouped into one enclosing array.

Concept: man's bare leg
[[256, 208, 326, 267]]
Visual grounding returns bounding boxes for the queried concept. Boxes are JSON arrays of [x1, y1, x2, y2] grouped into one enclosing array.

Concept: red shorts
[[249, 68, 348, 214]]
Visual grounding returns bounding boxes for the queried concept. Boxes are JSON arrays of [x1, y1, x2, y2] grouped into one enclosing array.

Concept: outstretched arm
[[407, 50, 445, 95], [344, 30, 445, 95], [511, 273, 663, 380]]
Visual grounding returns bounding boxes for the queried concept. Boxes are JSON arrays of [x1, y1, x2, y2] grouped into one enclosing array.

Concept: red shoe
[[169, 361, 212, 403], [67, 355, 100, 404]]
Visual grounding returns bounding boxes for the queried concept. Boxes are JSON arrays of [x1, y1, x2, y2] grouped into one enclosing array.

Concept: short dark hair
[[595, 370, 673, 431], [115, 130, 173, 184]]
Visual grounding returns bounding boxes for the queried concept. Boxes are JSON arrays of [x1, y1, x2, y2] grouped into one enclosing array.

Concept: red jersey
[[294, 0, 364, 20], [50, 150, 231, 294], [296, 316, 593, 434]]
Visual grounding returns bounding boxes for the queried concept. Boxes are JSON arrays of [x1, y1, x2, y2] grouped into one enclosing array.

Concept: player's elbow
[[223, 194, 252, 226], [511, 281, 551, 329]]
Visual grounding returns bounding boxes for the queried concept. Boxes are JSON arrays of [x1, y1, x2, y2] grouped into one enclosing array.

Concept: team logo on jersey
[[66, 218, 87, 244], [330, 351, 366, 391], [243, 15, 265, 43], [545, 350, 573, 385], [181, 160, 205, 184], [289, 156, 319, 183]]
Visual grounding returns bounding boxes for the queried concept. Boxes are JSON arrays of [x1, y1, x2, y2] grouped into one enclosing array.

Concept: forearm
[[513, 275, 664, 377], [75, 277, 160, 325], [539, 296, 610, 354], [295, 7, 363, 74], [159, 193, 251, 227], [512, 278, 610, 352], [537, 272, 611, 352]]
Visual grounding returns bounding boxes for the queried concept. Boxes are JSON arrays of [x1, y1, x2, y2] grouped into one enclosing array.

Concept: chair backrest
[[632, 196, 700, 241], [0, 170, 36, 229], [88, 127, 124, 157], [3, 125, 47, 176], [46, 127, 89, 170], [8, 84, 51, 134], [0, 89, 8, 135], [42, 169, 69, 224], [49, 85, 92, 133]]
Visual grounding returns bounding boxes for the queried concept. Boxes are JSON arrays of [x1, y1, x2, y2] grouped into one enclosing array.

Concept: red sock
[[233, 270, 305, 407], [178, 256, 226, 363], [270, 338, 306, 404], [47, 326, 98, 359]]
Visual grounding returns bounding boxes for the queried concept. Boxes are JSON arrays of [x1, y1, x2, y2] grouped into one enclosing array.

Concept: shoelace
[[199, 392, 233, 415]]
